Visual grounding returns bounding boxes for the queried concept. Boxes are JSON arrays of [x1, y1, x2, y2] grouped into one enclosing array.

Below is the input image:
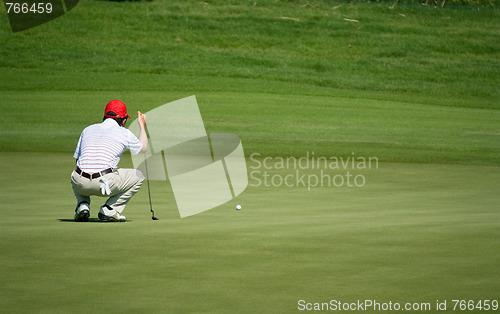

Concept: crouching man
[[71, 99, 147, 222]]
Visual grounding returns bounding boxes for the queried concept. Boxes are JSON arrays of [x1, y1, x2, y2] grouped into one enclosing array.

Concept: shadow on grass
[[57, 218, 130, 223]]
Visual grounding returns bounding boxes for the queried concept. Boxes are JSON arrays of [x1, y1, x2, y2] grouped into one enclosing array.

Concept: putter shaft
[[143, 154, 157, 220]]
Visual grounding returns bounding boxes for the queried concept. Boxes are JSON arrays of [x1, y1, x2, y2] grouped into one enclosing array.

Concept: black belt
[[76, 167, 113, 179]]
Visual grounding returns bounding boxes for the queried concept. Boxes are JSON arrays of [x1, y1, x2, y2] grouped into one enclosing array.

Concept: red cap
[[104, 100, 131, 119]]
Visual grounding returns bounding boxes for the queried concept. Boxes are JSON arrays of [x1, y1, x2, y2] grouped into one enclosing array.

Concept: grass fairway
[[1, 153, 499, 313], [1, 0, 499, 313]]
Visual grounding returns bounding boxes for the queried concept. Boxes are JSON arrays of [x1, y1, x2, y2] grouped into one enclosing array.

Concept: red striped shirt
[[73, 119, 143, 173]]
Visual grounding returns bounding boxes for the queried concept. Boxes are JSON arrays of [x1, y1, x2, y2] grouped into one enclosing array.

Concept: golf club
[[143, 154, 159, 220]]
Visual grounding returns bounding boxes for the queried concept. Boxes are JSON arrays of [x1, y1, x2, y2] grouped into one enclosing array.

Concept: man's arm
[[137, 111, 148, 153]]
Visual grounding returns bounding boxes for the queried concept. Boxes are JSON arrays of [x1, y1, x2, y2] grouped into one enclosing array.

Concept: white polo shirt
[[73, 119, 143, 173]]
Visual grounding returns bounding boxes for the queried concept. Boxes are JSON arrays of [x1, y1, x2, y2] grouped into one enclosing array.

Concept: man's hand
[[137, 111, 148, 153], [138, 111, 147, 127]]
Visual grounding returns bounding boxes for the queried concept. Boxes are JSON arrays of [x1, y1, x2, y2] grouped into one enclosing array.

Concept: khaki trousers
[[71, 169, 144, 213]]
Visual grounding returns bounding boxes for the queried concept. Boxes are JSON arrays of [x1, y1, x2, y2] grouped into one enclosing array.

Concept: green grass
[[2, 90, 499, 165], [1, 153, 499, 313], [0, 0, 499, 313], [1, 0, 499, 107]]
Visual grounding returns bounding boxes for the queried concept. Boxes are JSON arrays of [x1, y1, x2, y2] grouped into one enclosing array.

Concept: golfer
[[71, 100, 148, 222]]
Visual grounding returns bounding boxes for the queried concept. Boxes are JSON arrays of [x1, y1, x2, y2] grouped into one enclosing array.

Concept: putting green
[[1, 152, 498, 313]]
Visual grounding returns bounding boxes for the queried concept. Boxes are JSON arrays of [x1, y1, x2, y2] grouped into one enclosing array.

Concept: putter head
[[152, 216, 159, 220]]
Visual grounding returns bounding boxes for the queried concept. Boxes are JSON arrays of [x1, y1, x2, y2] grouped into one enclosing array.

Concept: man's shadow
[[57, 218, 130, 223]]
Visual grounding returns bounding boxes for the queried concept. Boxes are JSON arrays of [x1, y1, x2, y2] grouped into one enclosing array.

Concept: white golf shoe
[[74, 202, 90, 222], [98, 205, 126, 222]]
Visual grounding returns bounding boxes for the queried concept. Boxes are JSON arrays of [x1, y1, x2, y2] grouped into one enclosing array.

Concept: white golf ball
[[236, 204, 242, 210]]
